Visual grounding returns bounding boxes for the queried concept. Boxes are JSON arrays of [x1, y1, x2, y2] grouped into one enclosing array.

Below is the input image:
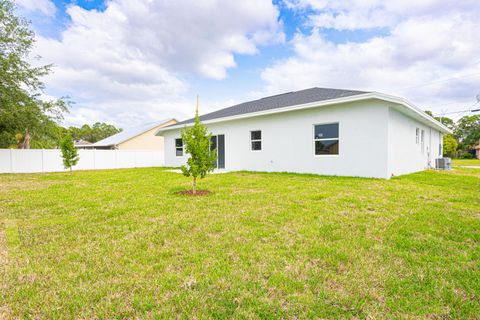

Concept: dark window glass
[[314, 123, 338, 139], [175, 138, 183, 156], [251, 141, 262, 151], [175, 138, 183, 148], [251, 130, 261, 140], [315, 140, 339, 155], [210, 136, 217, 152]]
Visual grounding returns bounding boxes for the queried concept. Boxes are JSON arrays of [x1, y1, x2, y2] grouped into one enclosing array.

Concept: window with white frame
[[421, 129, 425, 154], [415, 128, 420, 144], [175, 138, 183, 156], [250, 130, 262, 151], [314, 123, 339, 155]]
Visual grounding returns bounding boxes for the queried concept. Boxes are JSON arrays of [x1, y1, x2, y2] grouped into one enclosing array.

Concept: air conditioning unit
[[435, 157, 452, 170]]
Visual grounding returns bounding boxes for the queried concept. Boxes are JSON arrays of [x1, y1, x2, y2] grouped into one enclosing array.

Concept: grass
[[452, 158, 480, 167], [1, 167, 479, 318]]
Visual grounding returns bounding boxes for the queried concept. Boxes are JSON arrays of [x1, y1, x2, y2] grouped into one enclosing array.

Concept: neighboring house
[[156, 87, 451, 179], [74, 140, 93, 149], [92, 119, 177, 150]]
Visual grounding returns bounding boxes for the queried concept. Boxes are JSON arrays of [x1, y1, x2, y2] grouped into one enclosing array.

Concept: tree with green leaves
[[60, 133, 79, 172], [424, 110, 456, 130], [68, 122, 122, 143], [0, 0, 69, 148], [180, 97, 217, 194], [443, 134, 458, 158], [454, 115, 480, 150]]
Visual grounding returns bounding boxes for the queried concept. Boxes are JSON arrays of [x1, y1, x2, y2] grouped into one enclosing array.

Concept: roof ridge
[[172, 87, 370, 127]]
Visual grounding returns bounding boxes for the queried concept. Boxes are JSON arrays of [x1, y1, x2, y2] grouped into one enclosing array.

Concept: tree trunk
[[23, 129, 31, 149], [193, 176, 197, 194], [70, 166, 72, 173]]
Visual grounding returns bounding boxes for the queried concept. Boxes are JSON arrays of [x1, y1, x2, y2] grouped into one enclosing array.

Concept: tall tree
[[68, 122, 122, 143], [180, 97, 217, 194], [424, 111, 455, 130], [454, 115, 480, 150], [0, 0, 69, 148]]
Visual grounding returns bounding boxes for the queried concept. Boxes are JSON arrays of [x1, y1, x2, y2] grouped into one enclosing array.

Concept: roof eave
[[95, 118, 177, 145], [156, 93, 452, 135]]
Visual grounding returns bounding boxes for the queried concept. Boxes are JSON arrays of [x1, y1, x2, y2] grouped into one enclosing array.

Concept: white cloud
[[32, 0, 283, 127], [261, 1, 480, 117], [15, 0, 56, 17]]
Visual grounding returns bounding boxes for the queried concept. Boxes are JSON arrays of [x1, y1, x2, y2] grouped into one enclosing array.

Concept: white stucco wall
[[163, 100, 391, 178], [387, 107, 443, 177]]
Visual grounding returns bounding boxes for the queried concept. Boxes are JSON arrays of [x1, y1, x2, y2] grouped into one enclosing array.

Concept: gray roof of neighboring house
[[74, 139, 92, 146], [92, 119, 176, 147], [173, 87, 369, 126]]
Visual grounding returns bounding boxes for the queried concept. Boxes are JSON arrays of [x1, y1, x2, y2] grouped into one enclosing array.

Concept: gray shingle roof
[[175, 87, 369, 126]]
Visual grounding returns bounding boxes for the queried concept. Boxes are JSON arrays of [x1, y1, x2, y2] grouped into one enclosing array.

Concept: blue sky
[[15, 0, 480, 127]]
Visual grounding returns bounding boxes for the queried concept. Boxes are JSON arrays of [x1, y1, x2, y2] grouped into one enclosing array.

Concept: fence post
[[9, 148, 13, 173], [41, 149, 45, 173]]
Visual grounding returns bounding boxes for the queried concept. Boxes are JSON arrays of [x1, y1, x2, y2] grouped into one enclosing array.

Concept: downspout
[[427, 127, 432, 168]]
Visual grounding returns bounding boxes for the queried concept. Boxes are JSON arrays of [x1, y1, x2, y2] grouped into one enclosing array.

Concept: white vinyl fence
[[0, 149, 164, 173]]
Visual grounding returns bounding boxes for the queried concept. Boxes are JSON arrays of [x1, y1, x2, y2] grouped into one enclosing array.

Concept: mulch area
[[175, 190, 212, 196]]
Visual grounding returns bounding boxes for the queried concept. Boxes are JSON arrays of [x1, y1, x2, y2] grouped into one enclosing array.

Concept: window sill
[[313, 154, 340, 158]]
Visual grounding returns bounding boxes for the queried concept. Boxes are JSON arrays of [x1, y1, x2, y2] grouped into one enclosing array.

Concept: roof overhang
[[92, 118, 178, 146], [156, 93, 452, 135]]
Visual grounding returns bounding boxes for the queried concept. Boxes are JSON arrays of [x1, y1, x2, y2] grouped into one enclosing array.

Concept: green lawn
[[452, 158, 480, 167], [1, 168, 479, 318]]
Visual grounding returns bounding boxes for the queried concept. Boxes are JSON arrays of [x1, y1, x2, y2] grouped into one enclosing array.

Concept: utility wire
[[395, 72, 480, 91], [433, 106, 480, 116], [436, 101, 480, 118]]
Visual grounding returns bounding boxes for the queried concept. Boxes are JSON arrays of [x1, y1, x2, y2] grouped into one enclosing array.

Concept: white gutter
[[156, 93, 452, 135]]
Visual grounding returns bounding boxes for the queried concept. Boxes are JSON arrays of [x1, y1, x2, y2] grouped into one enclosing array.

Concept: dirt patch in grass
[[0, 177, 58, 193], [175, 190, 212, 196]]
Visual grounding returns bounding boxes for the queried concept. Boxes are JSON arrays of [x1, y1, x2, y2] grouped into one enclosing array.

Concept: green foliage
[[180, 108, 217, 193], [442, 134, 458, 158], [454, 115, 480, 149], [437, 116, 455, 130], [59, 133, 79, 171], [0, 0, 69, 148], [459, 152, 474, 159], [424, 111, 455, 130], [425, 110, 479, 154], [68, 122, 122, 143]]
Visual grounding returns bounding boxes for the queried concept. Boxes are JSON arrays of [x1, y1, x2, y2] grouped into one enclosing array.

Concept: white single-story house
[[156, 88, 451, 179], [90, 119, 177, 150]]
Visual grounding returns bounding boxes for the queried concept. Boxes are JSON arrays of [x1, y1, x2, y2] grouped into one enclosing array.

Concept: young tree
[[180, 97, 217, 194], [60, 134, 79, 172]]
